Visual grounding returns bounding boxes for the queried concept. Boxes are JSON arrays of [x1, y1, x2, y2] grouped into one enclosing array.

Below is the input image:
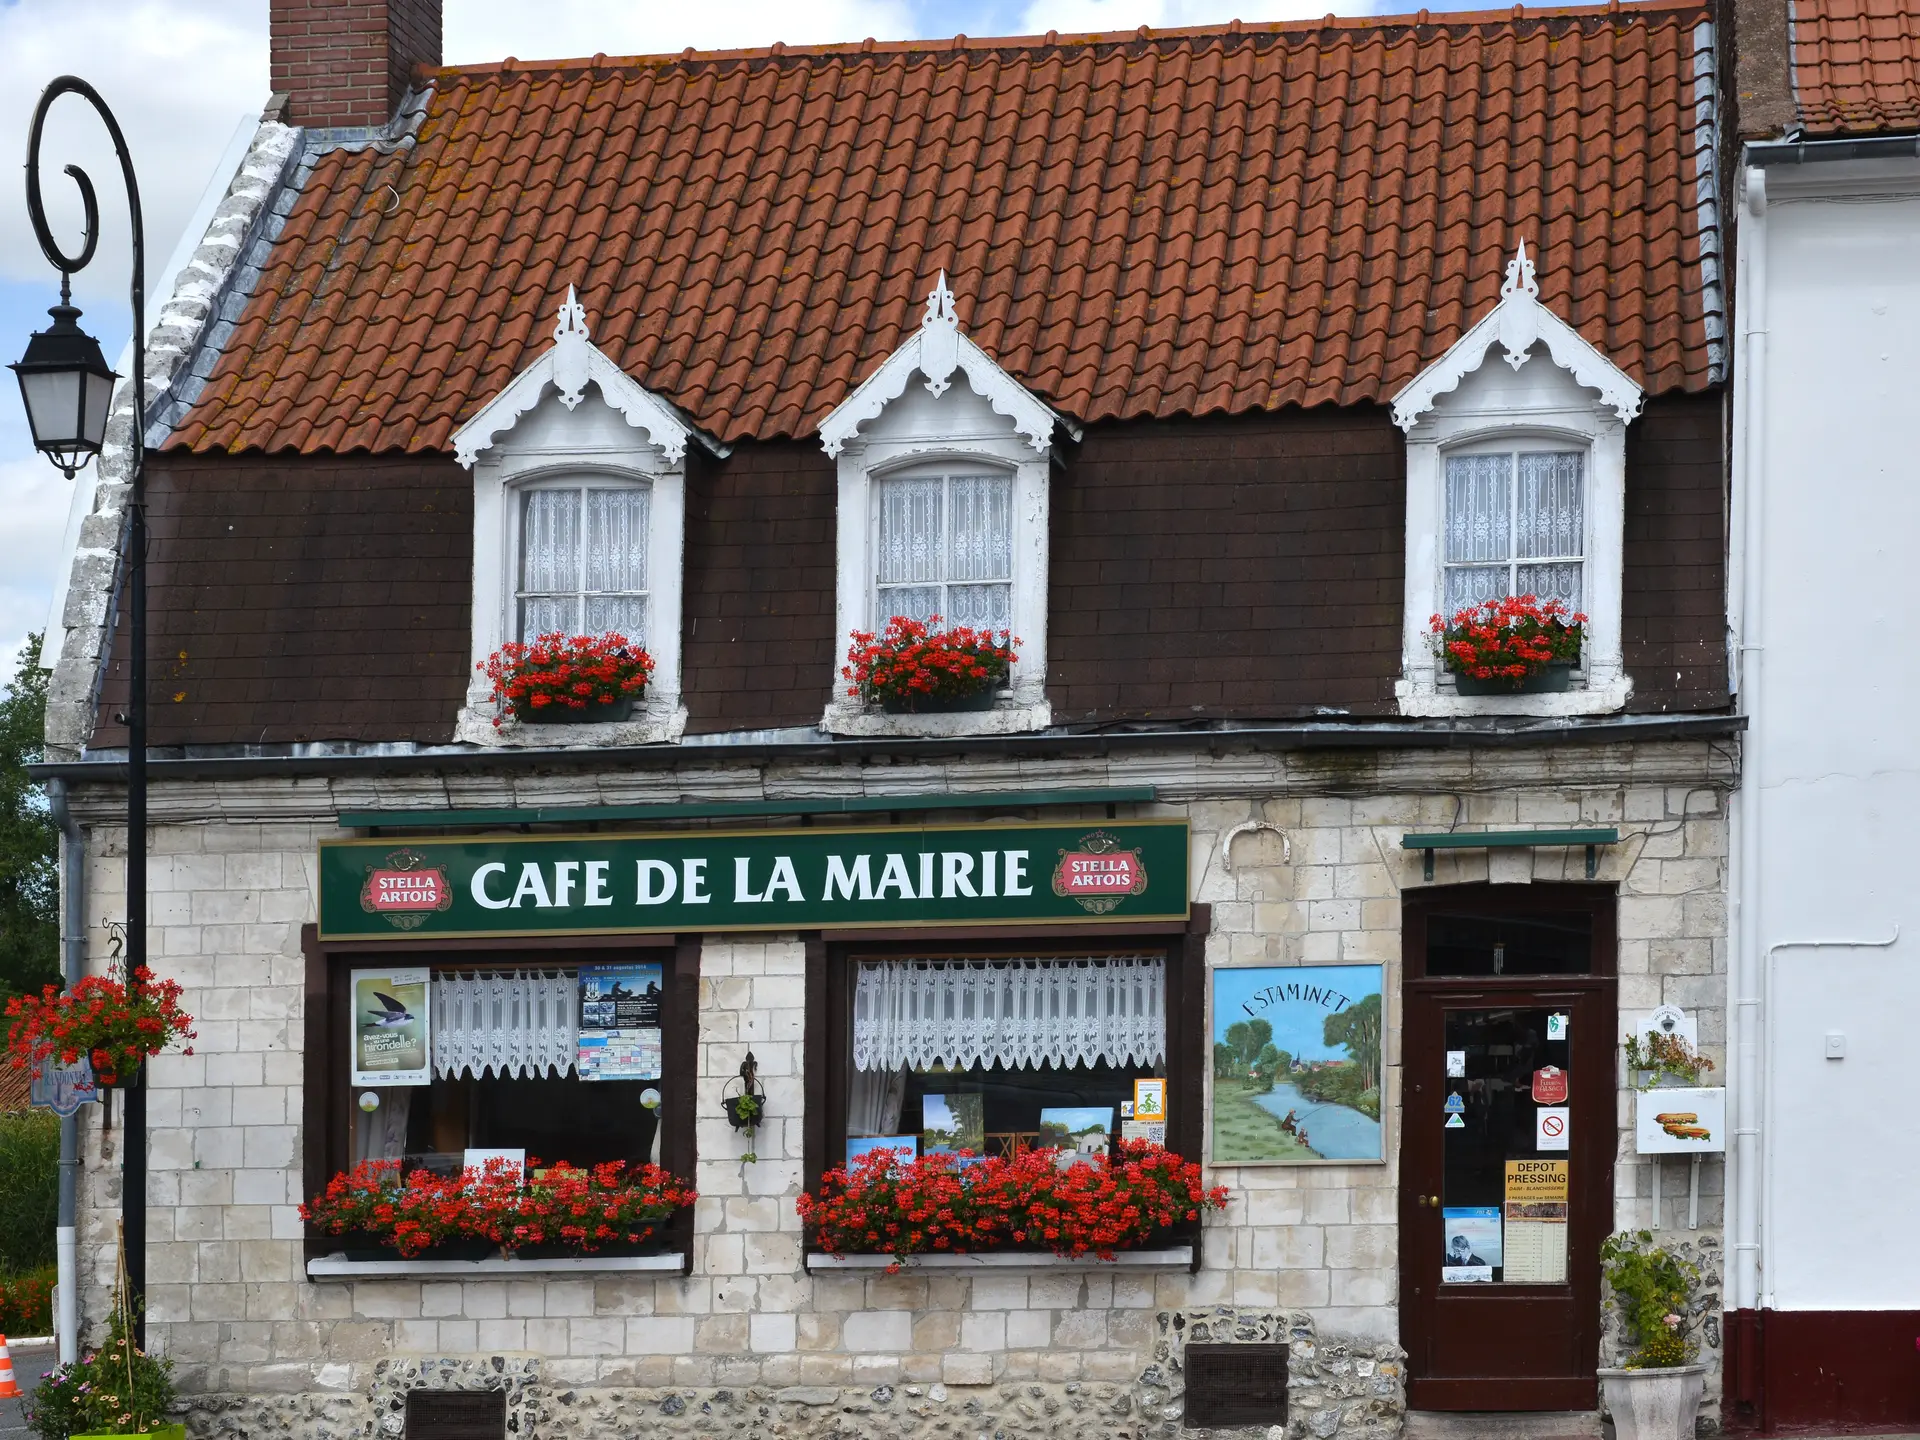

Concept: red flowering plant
[[797, 1140, 1228, 1270], [299, 1156, 696, 1258], [4, 968, 196, 1087], [842, 615, 1019, 713], [479, 631, 654, 727], [1428, 594, 1586, 688]]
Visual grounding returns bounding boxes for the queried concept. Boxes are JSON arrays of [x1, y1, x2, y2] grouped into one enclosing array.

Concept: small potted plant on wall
[[1624, 1028, 1716, 1092], [1429, 594, 1585, 694], [1596, 1230, 1709, 1440], [4, 968, 196, 1088], [842, 615, 1018, 714], [722, 1053, 765, 1162], [478, 631, 654, 727]]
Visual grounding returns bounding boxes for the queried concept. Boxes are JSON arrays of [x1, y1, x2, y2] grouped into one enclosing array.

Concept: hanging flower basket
[[1430, 595, 1585, 694], [4, 969, 195, 1088], [843, 616, 1018, 713], [798, 1140, 1229, 1270], [479, 632, 653, 728], [300, 1155, 697, 1258]]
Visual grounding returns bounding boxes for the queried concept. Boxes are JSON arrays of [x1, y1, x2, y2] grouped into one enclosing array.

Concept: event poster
[[351, 968, 431, 1086], [1210, 964, 1385, 1165], [1441, 1206, 1503, 1283], [577, 963, 663, 1080]]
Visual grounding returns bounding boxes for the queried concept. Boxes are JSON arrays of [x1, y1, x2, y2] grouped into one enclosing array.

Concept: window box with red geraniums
[[797, 1140, 1228, 1271], [479, 632, 654, 727], [1429, 594, 1586, 695], [4, 968, 195, 1089], [843, 615, 1019, 714], [300, 1155, 696, 1259]]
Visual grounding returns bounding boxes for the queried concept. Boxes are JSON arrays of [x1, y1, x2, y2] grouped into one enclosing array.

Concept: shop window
[[308, 944, 696, 1262], [839, 955, 1169, 1164]]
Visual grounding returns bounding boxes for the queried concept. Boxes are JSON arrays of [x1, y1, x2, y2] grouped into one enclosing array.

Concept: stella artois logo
[[1051, 829, 1149, 915], [359, 848, 453, 932]]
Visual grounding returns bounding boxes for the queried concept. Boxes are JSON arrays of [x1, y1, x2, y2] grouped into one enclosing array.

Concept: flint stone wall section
[[56, 740, 1732, 1434]]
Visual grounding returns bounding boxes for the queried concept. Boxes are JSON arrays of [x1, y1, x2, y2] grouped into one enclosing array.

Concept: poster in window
[[1208, 964, 1385, 1166], [351, 968, 431, 1087], [1441, 1206, 1503, 1283], [577, 962, 663, 1080]]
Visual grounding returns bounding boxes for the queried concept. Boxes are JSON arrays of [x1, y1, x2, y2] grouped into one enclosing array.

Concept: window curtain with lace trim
[[852, 957, 1165, 1073], [432, 969, 580, 1080]]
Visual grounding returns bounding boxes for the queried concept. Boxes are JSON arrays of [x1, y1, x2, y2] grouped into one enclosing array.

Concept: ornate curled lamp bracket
[[25, 74, 148, 443]]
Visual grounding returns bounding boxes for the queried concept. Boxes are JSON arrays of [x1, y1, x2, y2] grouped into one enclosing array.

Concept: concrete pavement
[[0, 1340, 54, 1440]]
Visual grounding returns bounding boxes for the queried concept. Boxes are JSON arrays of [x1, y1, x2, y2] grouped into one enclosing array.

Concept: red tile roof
[[169, 4, 1722, 455], [1792, 0, 1920, 134]]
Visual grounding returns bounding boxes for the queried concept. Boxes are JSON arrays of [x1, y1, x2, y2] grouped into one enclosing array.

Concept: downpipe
[[47, 777, 84, 1365]]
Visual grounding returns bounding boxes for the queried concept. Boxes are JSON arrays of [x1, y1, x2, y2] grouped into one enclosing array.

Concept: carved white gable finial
[[920, 271, 961, 397], [551, 286, 593, 409], [817, 273, 1077, 457], [1390, 241, 1643, 431], [451, 283, 715, 468]]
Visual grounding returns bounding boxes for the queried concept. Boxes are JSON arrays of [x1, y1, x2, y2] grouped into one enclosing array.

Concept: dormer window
[[516, 481, 650, 641], [1441, 448, 1584, 616], [450, 288, 724, 746], [817, 275, 1079, 737], [875, 468, 1013, 629], [1393, 244, 1642, 717]]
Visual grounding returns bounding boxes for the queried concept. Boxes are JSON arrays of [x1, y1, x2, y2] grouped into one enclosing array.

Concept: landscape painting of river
[[1210, 964, 1384, 1165]]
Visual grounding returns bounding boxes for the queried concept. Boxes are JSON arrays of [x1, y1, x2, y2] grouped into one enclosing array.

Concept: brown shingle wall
[[680, 441, 839, 733], [92, 453, 472, 747], [1047, 409, 1408, 720], [1622, 392, 1729, 712]]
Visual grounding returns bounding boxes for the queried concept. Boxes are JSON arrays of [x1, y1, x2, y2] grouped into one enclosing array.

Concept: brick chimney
[[269, 0, 442, 130]]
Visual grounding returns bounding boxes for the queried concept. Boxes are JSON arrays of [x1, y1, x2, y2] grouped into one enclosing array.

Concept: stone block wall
[[62, 746, 1730, 1436]]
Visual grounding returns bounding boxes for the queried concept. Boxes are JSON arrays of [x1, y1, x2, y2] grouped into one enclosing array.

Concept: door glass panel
[[1425, 912, 1593, 976], [1440, 1006, 1572, 1286]]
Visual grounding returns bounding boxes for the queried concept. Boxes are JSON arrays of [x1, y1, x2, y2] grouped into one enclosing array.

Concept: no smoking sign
[[1537, 1106, 1570, 1151]]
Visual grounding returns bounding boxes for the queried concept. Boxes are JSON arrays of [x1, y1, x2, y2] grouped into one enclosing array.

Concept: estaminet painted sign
[[319, 821, 1189, 939]]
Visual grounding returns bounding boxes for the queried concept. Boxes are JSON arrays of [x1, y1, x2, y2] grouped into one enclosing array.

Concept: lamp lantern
[[10, 281, 118, 478]]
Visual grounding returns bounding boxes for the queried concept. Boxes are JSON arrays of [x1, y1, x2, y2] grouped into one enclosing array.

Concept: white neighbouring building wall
[[1730, 151, 1920, 1325]]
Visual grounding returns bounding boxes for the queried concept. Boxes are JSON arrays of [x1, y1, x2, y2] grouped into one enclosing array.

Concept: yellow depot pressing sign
[[1505, 1158, 1569, 1206]]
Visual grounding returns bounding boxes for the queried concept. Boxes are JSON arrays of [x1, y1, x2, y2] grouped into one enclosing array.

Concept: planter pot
[[340, 1238, 497, 1262], [878, 688, 1000, 714], [1452, 660, 1576, 696], [74, 1426, 187, 1440], [724, 1095, 763, 1131], [1598, 1363, 1708, 1440], [513, 694, 637, 725]]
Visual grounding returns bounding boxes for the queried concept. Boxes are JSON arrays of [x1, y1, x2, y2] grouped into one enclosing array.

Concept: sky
[[0, 0, 1444, 670]]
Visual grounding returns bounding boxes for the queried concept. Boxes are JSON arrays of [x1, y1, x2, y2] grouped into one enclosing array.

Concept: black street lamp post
[[12, 75, 150, 1347]]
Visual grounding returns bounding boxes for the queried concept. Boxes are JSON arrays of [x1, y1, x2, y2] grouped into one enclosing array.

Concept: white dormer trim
[[1391, 243, 1644, 433], [819, 274, 1080, 459], [1393, 244, 1644, 719], [453, 287, 714, 469], [452, 290, 707, 748], [818, 276, 1072, 738]]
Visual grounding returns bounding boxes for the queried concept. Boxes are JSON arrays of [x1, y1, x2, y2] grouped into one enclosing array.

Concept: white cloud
[[0, 450, 78, 662], [444, 0, 918, 64]]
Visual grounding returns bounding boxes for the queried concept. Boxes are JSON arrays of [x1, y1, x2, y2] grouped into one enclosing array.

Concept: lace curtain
[[875, 472, 1012, 630], [432, 969, 579, 1080], [1443, 450, 1584, 614], [518, 485, 650, 641], [853, 957, 1165, 1072]]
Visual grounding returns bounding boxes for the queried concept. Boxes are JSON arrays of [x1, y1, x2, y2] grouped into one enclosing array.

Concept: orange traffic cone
[[0, 1333, 22, 1398]]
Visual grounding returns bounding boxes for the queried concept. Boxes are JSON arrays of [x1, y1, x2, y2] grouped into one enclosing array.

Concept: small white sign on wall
[[1634, 1087, 1727, 1154]]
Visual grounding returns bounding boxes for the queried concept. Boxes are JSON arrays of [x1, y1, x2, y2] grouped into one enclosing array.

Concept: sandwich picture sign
[[319, 821, 1190, 939], [1634, 1087, 1726, 1153]]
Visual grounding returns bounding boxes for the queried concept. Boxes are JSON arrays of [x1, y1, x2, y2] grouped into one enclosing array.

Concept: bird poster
[[351, 968, 431, 1086]]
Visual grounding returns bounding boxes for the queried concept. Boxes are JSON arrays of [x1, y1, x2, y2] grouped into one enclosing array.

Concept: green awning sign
[[318, 820, 1190, 939]]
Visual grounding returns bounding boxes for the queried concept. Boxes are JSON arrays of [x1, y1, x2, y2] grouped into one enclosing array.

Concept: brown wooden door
[[1399, 886, 1618, 1411]]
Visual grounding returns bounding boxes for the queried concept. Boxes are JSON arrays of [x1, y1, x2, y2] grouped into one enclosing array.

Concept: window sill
[[1395, 675, 1632, 718], [804, 1245, 1193, 1272], [306, 1252, 688, 1279], [452, 701, 689, 748], [820, 695, 1052, 738]]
